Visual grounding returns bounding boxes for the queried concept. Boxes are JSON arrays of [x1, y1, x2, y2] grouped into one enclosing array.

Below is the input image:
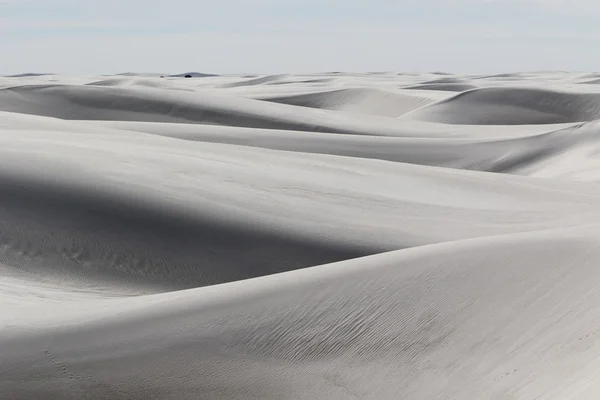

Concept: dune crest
[[2, 71, 600, 399], [407, 87, 600, 125], [258, 88, 433, 117]]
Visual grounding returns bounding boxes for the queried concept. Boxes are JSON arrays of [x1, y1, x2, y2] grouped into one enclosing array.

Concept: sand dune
[[0, 84, 436, 135], [4, 226, 600, 399], [84, 119, 592, 177], [3, 72, 600, 399], [219, 74, 291, 88], [405, 83, 478, 92], [257, 88, 433, 117], [169, 72, 218, 78], [408, 87, 600, 125]]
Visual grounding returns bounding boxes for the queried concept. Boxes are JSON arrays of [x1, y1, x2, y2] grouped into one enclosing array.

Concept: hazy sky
[[1, 0, 598, 75]]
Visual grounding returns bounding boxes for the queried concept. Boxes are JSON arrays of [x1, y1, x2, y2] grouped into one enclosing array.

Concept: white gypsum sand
[[2, 72, 600, 399]]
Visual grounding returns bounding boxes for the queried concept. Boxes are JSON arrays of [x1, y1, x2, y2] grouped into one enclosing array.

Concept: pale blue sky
[[1, 0, 598, 75]]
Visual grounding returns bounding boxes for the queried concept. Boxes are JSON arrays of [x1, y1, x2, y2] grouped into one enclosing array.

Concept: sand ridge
[[2, 71, 600, 399]]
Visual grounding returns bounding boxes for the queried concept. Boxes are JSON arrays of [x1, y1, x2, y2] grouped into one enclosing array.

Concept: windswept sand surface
[[2, 71, 600, 399]]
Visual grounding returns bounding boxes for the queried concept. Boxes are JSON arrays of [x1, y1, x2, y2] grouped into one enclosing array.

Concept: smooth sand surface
[[2, 72, 600, 399]]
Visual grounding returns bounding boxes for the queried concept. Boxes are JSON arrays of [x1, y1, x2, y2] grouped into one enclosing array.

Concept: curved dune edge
[[3, 72, 600, 399], [0, 84, 443, 136], [404, 83, 478, 92], [3, 226, 600, 399], [85, 119, 600, 178], [406, 87, 600, 125], [2, 118, 600, 297], [257, 88, 434, 117]]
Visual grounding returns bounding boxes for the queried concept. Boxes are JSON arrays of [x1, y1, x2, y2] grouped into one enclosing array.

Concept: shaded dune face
[[257, 88, 433, 117], [408, 87, 600, 125], [0, 172, 366, 293], [4, 72, 600, 399], [3, 226, 600, 400], [404, 83, 477, 92], [0, 84, 420, 135], [88, 119, 600, 181]]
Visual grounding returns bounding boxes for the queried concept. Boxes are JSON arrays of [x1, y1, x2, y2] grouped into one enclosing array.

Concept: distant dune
[[256, 87, 433, 117], [168, 72, 219, 78], [4, 72, 54, 77], [407, 87, 600, 125], [3, 71, 600, 399]]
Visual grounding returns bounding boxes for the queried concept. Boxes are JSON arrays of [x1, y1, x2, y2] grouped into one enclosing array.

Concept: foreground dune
[[2, 71, 600, 399]]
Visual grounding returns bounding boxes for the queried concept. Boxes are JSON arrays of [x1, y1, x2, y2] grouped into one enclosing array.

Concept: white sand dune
[[405, 82, 478, 92], [408, 87, 600, 125], [256, 88, 433, 117], [85, 78, 191, 90], [219, 74, 291, 88], [88, 119, 600, 176], [0, 84, 441, 135], [2, 72, 600, 399]]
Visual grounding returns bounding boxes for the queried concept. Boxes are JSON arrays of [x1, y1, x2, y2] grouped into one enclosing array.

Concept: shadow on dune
[[0, 172, 368, 293], [3, 225, 600, 399], [404, 83, 477, 92], [0, 84, 353, 132], [260, 88, 432, 117], [0, 84, 433, 136], [219, 74, 289, 88], [407, 87, 600, 125]]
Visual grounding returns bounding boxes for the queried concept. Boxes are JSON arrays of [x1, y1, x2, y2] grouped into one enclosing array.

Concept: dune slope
[[4, 226, 600, 399], [407, 87, 600, 125], [2, 71, 600, 399]]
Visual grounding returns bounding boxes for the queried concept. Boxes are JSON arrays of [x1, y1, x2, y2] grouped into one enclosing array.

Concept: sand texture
[[2, 71, 600, 399]]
